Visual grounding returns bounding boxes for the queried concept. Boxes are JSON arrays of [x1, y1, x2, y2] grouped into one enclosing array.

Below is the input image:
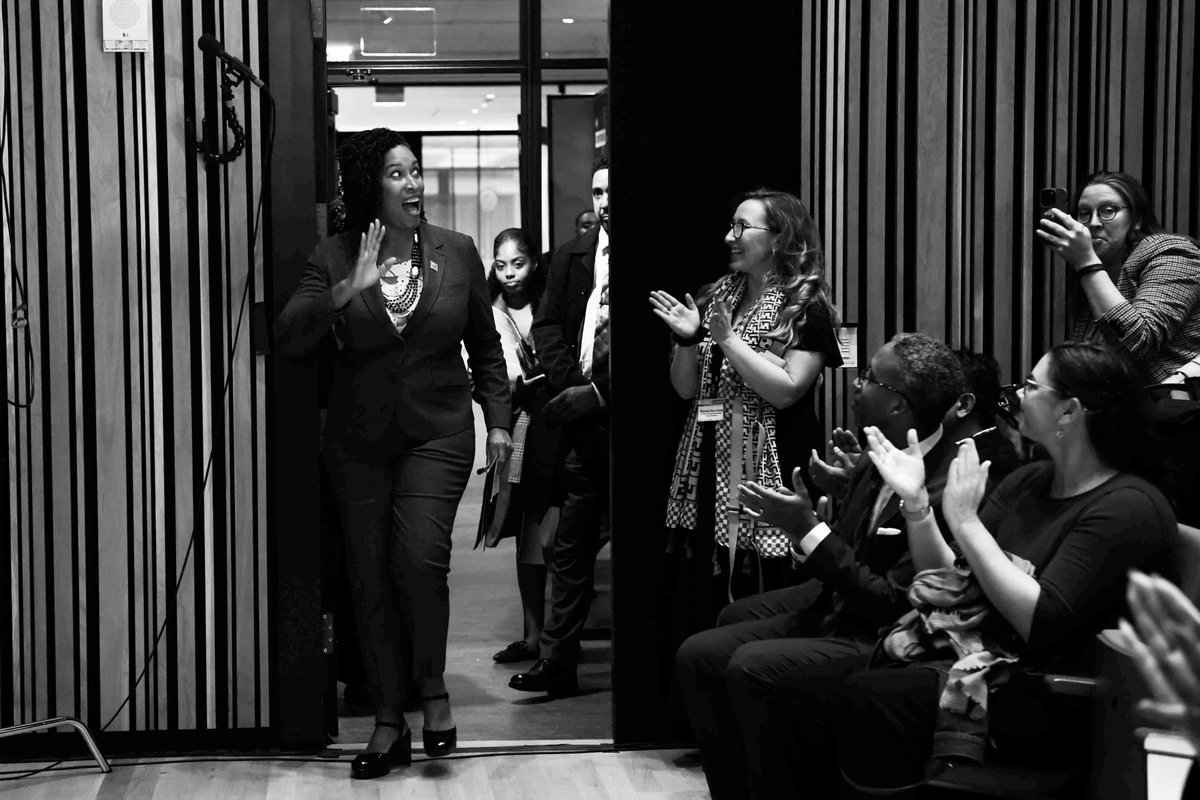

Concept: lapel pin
[[430, 260, 439, 272]]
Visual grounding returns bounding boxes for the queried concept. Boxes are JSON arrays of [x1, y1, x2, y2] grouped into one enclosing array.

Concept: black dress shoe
[[421, 692, 457, 757], [493, 640, 538, 664], [509, 658, 578, 696], [351, 722, 411, 779]]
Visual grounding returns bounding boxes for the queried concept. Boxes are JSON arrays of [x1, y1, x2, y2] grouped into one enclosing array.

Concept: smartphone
[[1039, 187, 1069, 216]]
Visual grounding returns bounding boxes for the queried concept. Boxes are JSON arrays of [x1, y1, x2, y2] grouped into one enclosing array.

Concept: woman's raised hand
[[863, 426, 926, 503], [708, 298, 734, 345], [942, 438, 991, 532], [346, 219, 396, 293], [649, 290, 701, 338], [1036, 208, 1101, 270]]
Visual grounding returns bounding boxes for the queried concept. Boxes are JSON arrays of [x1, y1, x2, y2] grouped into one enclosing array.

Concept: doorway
[[319, 0, 611, 748]]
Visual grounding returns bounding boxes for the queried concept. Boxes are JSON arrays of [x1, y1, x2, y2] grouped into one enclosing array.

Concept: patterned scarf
[[665, 273, 792, 558]]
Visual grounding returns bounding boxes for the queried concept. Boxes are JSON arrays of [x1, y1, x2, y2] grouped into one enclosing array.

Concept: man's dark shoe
[[509, 658, 578, 696]]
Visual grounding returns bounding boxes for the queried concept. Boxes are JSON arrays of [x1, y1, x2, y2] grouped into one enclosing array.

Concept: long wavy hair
[[336, 127, 415, 236], [700, 188, 840, 346]]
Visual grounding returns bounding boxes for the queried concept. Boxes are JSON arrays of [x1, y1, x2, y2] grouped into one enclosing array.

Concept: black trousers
[[324, 427, 474, 715], [674, 581, 870, 800], [539, 417, 609, 665]]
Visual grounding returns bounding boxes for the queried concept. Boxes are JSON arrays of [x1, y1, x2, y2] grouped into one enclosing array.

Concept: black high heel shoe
[[351, 720, 412, 779], [421, 693, 457, 757]]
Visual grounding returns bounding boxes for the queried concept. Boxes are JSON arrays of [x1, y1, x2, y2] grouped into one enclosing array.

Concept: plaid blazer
[[1071, 233, 1200, 383]]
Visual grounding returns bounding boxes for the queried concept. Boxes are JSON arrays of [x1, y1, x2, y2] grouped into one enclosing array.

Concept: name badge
[[697, 399, 725, 423]]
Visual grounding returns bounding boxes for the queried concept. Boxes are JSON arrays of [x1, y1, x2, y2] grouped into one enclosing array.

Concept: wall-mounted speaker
[[102, 0, 149, 52]]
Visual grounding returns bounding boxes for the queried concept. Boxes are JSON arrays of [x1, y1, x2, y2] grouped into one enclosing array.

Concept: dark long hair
[[1046, 340, 1148, 474], [336, 127, 414, 235], [488, 228, 545, 313], [699, 188, 840, 347]]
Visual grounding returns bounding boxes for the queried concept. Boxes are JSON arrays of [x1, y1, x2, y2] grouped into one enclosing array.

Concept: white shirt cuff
[[592, 382, 606, 407], [789, 522, 832, 563]]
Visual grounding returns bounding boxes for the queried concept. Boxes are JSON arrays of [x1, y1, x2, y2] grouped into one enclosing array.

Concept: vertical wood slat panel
[[3, 0, 271, 738]]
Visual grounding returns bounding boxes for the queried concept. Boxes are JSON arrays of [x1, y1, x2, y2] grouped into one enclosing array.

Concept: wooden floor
[[0, 748, 709, 799]]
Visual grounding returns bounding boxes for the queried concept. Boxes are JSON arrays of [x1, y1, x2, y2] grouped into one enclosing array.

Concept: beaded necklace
[[379, 229, 423, 319]]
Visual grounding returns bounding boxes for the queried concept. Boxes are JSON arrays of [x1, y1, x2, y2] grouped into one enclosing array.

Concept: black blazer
[[803, 430, 960, 643], [276, 224, 510, 453], [532, 226, 610, 405]]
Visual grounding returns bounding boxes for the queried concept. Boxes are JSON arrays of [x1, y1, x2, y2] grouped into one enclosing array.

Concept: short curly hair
[[889, 333, 966, 432], [336, 127, 413, 235]]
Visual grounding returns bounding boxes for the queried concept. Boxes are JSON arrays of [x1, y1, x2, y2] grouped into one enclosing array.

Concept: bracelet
[[898, 499, 931, 521], [1075, 262, 1106, 277], [672, 326, 708, 347]]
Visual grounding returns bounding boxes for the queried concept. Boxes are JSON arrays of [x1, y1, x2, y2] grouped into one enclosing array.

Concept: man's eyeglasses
[[728, 220, 775, 240], [854, 368, 910, 405], [1075, 205, 1128, 224]]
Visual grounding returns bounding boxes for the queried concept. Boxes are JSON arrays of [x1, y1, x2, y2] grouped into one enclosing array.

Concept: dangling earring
[[1055, 427, 1064, 440]]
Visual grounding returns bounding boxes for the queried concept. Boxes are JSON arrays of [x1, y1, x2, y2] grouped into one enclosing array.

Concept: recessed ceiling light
[[485, 93, 496, 101], [458, 120, 466, 125], [562, 17, 574, 23], [471, 108, 480, 114], [382, 15, 393, 24]]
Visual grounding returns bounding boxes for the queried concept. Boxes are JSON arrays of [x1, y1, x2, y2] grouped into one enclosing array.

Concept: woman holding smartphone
[[1037, 170, 1200, 383], [649, 188, 843, 613]]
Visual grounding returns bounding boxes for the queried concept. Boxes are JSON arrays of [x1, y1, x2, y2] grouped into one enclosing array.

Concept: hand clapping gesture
[[708, 299, 735, 346], [1036, 208, 1101, 271], [1117, 570, 1200, 749], [739, 467, 819, 550], [863, 426, 926, 504], [810, 428, 862, 500], [941, 438, 991, 532], [648, 290, 701, 340]]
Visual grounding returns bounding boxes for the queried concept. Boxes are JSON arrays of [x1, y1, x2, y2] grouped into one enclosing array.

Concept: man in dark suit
[[675, 333, 970, 800], [509, 158, 611, 696]]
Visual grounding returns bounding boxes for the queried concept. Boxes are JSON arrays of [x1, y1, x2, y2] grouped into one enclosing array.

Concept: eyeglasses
[[855, 368, 910, 405], [1074, 205, 1128, 224], [728, 220, 775, 240], [1019, 375, 1064, 395]]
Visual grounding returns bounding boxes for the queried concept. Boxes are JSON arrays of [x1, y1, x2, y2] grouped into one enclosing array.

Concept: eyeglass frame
[[728, 220, 776, 240], [1074, 205, 1129, 224], [854, 368, 912, 406]]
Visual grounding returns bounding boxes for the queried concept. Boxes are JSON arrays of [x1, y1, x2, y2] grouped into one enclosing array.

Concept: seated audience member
[[750, 340, 1175, 799], [1038, 170, 1200, 383], [944, 348, 1024, 478], [674, 332, 966, 800], [1120, 570, 1200, 799]]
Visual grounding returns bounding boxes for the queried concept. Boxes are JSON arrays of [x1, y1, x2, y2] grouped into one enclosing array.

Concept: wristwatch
[[898, 498, 931, 521]]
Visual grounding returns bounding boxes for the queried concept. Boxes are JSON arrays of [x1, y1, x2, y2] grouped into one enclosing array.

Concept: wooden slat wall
[[790, 0, 1200, 423], [2, 0, 271, 736]]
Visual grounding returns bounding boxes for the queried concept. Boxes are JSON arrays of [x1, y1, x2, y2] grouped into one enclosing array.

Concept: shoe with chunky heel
[[351, 721, 411, 779], [421, 693, 457, 758]]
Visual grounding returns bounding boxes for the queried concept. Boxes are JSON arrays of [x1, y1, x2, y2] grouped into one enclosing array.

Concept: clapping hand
[[811, 427, 863, 499], [941, 438, 991, 532], [1117, 570, 1200, 749], [708, 299, 735, 346], [649, 290, 701, 340], [863, 426, 926, 503], [1036, 208, 1100, 271], [739, 467, 819, 550]]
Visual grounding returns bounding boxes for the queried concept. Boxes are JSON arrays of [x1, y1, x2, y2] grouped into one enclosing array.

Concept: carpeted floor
[[333, 411, 614, 745]]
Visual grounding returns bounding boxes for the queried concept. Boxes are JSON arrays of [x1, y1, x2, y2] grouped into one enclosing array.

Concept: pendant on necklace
[[410, 265, 419, 278]]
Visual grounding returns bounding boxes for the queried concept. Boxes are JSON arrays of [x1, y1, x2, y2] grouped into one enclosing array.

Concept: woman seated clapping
[[748, 341, 1176, 798]]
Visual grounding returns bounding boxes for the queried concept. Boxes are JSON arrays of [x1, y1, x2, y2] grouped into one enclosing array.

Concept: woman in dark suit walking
[[277, 128, 511, 779]]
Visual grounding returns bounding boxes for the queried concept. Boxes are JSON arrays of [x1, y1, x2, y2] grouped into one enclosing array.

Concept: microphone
[[198, 34, 265, 88]]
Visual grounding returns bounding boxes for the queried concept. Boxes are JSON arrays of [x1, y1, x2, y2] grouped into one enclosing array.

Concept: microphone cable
[[0, 74, 277, 783]]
